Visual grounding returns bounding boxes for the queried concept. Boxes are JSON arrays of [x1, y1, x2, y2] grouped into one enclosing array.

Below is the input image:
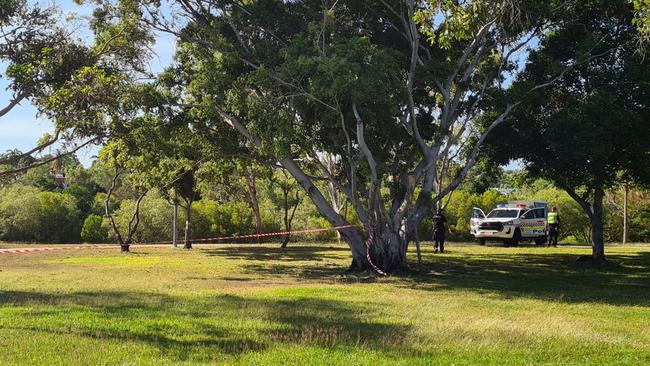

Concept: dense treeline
[[1, 154, 648, 245], [0, 0, 648, 267]]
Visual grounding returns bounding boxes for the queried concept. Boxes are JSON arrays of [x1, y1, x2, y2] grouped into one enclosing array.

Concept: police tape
[[0, 225, 391, 276], [364, 230, 388, 276], [0, 225, 361, 255], [152, 224, 360, 245], [0, 245, 115, 255]]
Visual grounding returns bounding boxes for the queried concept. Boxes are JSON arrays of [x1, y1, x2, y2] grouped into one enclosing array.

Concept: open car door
[[470, 207, 486, 234]]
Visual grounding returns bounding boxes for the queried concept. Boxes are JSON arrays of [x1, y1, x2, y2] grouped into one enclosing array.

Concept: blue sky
[[0, 0, 175, 166]]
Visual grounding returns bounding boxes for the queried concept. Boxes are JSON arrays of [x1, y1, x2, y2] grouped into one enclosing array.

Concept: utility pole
[[172, 190, 178, 248], [623, 184, 628, 245]]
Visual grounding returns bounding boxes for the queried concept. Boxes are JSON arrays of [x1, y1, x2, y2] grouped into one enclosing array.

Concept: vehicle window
[[487, 209, 519, 218], [522, 210, 536, 219], [472, 209, 484, 218], [534, 208, 545, 219]]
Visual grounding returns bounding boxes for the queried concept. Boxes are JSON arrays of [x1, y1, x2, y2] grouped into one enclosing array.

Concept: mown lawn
[[0, 242, 649, 365]]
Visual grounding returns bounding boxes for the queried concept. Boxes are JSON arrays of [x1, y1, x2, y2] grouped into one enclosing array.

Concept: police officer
[[547, 206, 560, 247], [432, 208, 448, 254]]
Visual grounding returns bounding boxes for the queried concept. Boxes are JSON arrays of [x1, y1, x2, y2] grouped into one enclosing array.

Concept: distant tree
[[267, 169, 303, 248], [100, 142, 149, 252]]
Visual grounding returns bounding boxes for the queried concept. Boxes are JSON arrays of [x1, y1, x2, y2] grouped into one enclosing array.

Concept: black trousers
[[548, 224, 559, 246], [433, 230, 445, 252]]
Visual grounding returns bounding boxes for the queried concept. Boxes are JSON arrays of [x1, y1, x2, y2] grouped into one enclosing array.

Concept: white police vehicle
[[470, 201, 548, 246]]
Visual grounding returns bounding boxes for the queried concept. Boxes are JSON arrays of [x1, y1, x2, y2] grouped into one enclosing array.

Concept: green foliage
[[109, 191, 172, 242], [632, 0, 650, 52], [441, 189, 510, 240], [192, 201, 257, 238], [629, 200, 650, 242], [35, 191, 82, 243], [526, 187, 592, 243], [0, 185, 80, 243], [64, 185, 93, 215], [80, 214, 108, 243], [0, 185, 41, 241]]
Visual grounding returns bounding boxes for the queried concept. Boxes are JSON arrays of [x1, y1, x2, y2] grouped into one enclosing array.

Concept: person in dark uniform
[[432, 208, 448, 254]]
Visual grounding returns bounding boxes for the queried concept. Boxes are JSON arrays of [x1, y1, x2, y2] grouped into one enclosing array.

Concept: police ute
[[470, 201, 548, 246]]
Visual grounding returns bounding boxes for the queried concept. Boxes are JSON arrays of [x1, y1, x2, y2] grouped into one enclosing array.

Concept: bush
[[0, 185, 41, 241], [0, 185, 81, 243], [442, 189, 510, 241], [192, 200, 258, 238], [37, 191, 82, 242], [109, 192, 174, 243], [64, 185, 93, 215], [81, 215, 108, 243]]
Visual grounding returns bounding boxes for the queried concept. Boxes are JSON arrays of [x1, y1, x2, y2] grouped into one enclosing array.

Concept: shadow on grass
[[0, 290, 417, 362], [200, 244, 650, 307], [400, 251, 650, 307], [201, 245, 351, 280], [200, 245, 348, 262]]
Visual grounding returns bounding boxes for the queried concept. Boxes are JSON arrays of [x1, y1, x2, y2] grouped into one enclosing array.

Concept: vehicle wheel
[[510, 229, 521, 247], [535, 236, 546, 246], [479, 239, 486, 246]]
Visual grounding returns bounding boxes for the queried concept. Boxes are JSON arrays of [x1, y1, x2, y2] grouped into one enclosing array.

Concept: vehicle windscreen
[[487, 209, 519, 218]]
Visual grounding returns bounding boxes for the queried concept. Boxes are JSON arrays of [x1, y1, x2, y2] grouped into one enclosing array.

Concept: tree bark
[[280, 157, 368, 269], [564, 185, 607, 262], [183, 201, 193, 249], [172, 192, 179, 248], [281, 188, 290, 248], [246, 167, 262, 243], [623, 184, 628, 245], [591, 188, 605, 261]]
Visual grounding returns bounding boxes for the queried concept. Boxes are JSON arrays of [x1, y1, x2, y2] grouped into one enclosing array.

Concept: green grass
[[1, 242, 649, 365]]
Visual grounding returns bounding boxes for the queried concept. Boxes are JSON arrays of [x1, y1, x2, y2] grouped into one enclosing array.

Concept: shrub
[[0, 185, 81, 243], [36, 191, 81, 242], [110, 192, 174, 243], [81, 215, 108, 243]]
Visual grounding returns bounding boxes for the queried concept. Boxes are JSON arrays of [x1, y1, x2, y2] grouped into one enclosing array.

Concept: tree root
[[575, 255, 619, 270]]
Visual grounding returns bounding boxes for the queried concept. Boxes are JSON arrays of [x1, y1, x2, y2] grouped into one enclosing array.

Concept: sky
[[0, 0, 176, 166]]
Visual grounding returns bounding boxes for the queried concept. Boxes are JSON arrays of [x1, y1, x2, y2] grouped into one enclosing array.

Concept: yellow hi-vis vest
[[548, 212, 558, 224]]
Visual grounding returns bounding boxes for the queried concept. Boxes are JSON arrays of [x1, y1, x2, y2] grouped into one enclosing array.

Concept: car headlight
[[505, 220, 515, 226]]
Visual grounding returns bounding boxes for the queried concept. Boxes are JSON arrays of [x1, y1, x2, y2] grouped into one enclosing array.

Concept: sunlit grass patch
[[1, 243, 649, 365]]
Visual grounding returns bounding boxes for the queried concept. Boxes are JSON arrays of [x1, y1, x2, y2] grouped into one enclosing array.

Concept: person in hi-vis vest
[[547, 207, 560, 247]]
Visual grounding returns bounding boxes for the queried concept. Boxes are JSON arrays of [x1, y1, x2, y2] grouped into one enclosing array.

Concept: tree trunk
[[183, 202, 193, 249], [623, 184, 628, 245], [280, 157, 368, 269], [281, 189, 290, 248], [591, 188, 605, 261], [246, 168, 262, 243], [172, 192, 179, 248]]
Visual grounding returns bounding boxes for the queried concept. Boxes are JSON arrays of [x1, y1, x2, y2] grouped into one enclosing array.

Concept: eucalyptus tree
[[96, 0, 607, 272], [112, 0, 599, 272]]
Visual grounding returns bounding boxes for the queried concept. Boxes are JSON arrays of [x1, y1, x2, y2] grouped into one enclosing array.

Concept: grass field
[[1, 242, 649, 365]]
